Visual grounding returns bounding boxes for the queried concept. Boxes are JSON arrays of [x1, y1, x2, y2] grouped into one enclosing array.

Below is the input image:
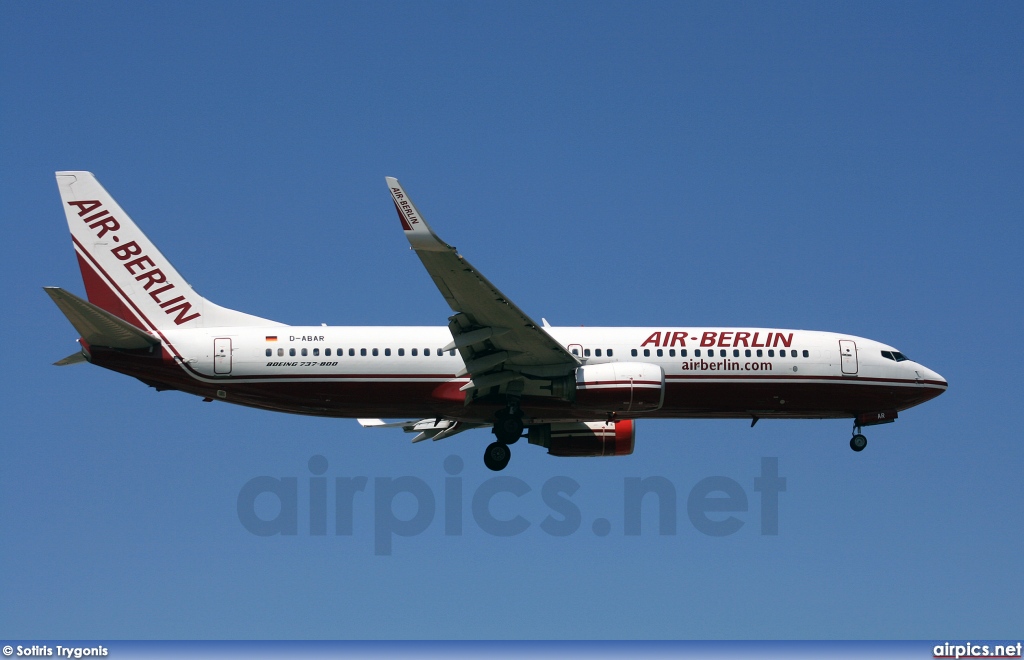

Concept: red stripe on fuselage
[[87, 345, 945, 422]]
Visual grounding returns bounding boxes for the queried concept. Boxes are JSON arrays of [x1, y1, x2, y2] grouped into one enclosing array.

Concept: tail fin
[[56, 172, 281, 331]]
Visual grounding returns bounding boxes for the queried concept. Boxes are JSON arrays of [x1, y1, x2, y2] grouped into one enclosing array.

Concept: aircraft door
[[214, 338, 232, 374], [839, 340, 857, 375]]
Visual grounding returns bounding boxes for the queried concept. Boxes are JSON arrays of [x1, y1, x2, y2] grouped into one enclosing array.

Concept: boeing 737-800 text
[[46, 172, 947, 470]]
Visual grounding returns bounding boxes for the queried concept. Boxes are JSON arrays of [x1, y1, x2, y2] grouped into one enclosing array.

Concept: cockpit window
[[882, 350, 909, 362], [881, 351, 894, 361]]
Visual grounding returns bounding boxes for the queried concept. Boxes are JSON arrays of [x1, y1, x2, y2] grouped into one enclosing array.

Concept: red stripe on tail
[[74, 252, 147, 329], [394, 202, 413, 231]]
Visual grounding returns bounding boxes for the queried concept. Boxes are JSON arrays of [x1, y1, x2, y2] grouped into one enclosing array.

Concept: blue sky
[[1, 0, 1022, 640]]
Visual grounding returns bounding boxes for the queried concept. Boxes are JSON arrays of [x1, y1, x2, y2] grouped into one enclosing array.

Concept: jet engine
[[572, 362, 665, 413], [528, 419, 635, 457]]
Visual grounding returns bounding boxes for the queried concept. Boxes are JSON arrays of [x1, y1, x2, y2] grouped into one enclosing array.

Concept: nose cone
[[918, 364, 947, 389], [911, 363, 948, 408]]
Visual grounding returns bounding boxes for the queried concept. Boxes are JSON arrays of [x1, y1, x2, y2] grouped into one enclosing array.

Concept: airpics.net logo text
[[237, 456, 787, 555]]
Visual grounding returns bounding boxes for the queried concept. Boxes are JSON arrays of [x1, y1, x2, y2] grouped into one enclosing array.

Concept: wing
[[385, 178, 579, 398]]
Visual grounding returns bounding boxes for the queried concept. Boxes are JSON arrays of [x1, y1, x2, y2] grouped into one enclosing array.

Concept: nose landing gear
[[849, 422, 867, 452]]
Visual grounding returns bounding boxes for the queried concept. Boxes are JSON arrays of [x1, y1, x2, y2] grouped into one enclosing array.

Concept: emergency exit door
[[839, 340, 858, 375], [214, 338, 232, 374]]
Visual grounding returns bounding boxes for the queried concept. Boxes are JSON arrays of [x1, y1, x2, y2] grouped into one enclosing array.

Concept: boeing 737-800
[[46, 172, 947, 470]]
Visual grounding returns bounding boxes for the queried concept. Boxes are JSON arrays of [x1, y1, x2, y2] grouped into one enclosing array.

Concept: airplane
[[46, 171, 947, 471]]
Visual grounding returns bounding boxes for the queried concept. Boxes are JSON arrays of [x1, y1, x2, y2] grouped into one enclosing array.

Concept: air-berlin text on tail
[[68, 200, 201, 325], [391, 187, 420, 230], [640, 330, 794, 348]]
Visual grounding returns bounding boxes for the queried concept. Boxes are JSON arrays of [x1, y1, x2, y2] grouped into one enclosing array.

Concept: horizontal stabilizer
[[53, 351, 88, 366], [44, 286, 160, 350]]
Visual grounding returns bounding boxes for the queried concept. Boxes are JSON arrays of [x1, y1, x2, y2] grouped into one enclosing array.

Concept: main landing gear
[[485, 405, 524, 471], [484, 441, 511, 471], [850, 423, 868, 452]]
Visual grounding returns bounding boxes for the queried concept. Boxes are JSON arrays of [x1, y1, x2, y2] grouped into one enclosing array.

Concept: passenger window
[[607, 349, 613, 357], [313, 348, 319, 356], [438, 349, 444, 356], [384, 348, 391, 356], [733, 349, 739, 357], [756, 349, 763, 357], [450, 350, 456, 356], [278, 348, 284, 357], [631, 349, 638, 357], [360, 348, 366, 356], [802, 350, 809, 358], [372, 348, 379, 356], [695, 349, 701, 357], [768, 349, 775, 357], [301, 348, 308, 357], [584, 348, 591, 357], [325, 349, 332, 356], [595, 348, 602, 357], [572, 348, 579, 356], [265, 349, 272, 357], [681, 349, 687, 357], [349, 348, 355, 356], [669, 349, 675, 357], [643, 349, 650, 357], [425, 348, 431, 356], [745, 349, 751, 357], [289, 348, 296, 357], [412, 348, 418, 356], [398, 348, 404, 356]]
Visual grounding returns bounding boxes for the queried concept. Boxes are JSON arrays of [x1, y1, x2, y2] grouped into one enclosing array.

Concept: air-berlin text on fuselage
[[68, 200, 201, 325], [640, 330, 793, 348]]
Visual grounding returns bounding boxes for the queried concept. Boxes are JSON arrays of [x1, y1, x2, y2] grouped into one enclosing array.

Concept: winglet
[[385, 177, 452, 252]]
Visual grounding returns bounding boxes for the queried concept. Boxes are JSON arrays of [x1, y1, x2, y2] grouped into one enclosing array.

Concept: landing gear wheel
[[850, 434, 867, 452], [493, 411, 524, 444], [484, 441, 511, 471]]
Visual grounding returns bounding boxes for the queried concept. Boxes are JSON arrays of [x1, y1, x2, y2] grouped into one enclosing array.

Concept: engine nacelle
[[573, 362, 665, 413], [529, 419, 635, 457]]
